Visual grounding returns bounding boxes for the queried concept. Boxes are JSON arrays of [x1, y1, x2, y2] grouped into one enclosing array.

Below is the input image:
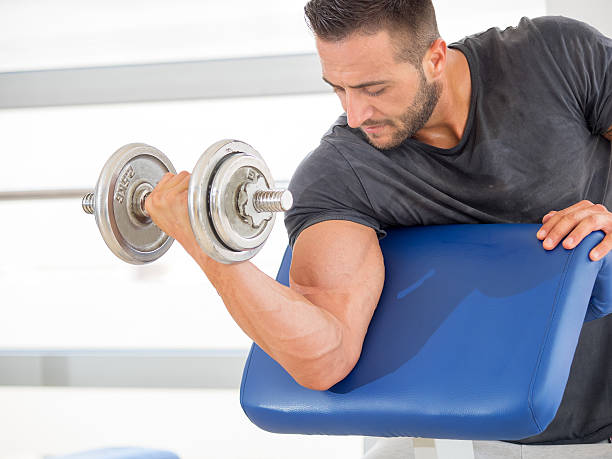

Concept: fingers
[[145, 171, 191, 214], [562, 213, 608, 250], [160, 171, 191, 191], [155, 172, 175, 189], [541, 211, 557, 223], [151, 171, 190, 198], [546, 207, 606, 250], [590, 233, 612, 261], [537, 201, 612, 260], [163, 172, 190, 207], [537, 200, 595, 246]]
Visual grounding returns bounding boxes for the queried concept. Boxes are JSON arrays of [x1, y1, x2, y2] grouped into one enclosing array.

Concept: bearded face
[[361, 68, 442, 150], [317, 29, 445, 150]]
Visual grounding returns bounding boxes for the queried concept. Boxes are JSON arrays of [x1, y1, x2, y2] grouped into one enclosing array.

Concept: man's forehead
[[316, 29, 398, 63], [316, 32, 400, 86]]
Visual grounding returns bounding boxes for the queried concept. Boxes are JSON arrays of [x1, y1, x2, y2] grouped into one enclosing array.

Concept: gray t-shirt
[[285, 16, 612, 444], [286, 16, 612, 247]]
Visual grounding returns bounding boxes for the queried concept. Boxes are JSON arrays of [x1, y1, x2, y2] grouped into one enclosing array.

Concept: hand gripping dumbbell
[[82, 140, 293, 264]]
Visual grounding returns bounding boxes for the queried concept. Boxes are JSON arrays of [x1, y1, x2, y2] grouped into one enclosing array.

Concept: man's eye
[[366, 88, 385, 97]]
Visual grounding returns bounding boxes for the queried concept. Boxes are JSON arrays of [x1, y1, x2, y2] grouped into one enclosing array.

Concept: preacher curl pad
[[240, 224, 611, 440]]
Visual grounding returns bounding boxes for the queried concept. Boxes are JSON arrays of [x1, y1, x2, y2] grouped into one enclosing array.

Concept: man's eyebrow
[[322, 76, 389, 89]]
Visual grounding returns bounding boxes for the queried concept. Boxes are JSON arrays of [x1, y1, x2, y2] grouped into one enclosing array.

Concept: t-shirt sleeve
[[284, 138, 385, 248], [534, 16, 612, 136]]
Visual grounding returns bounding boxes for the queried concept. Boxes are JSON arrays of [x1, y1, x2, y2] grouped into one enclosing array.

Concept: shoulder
[[451, 16, 609, 84], [289, 114, 380, 192], [528, 16, 611, 84], [284, 115, 386, 247], [289, 118, 351, 191], [527, 16, 611, 60], [320, 113, 374, 157], [454, 16, 602, 56], [530, 15, 604, 41]]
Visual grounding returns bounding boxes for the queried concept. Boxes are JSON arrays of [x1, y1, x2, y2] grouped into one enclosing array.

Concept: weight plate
[[189, 140, 275, 263], [210, 153, 274, 251], [94, 143, 176, 264]]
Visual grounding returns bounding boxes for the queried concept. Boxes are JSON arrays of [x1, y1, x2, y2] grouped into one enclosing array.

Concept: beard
[[361, 69, 442, 150]]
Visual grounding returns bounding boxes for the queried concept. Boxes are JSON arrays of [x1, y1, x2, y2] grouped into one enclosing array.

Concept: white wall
[[0, 0, 315, 72], [0, 94, 339, 350], [547, 0, 612, 36]]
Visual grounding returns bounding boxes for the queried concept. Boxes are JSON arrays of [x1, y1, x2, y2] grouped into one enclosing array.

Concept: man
[[145, 0, 612, 456]]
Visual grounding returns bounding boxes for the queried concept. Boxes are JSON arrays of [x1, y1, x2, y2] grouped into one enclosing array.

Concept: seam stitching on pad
[[527, 248, 575, 432]]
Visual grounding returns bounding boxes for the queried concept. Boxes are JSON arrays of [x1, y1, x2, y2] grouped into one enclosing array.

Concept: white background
[[6, 1, 596, 458]]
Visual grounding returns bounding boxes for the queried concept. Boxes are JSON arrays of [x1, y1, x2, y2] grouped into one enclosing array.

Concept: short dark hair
[[304, 0, 440, 67]]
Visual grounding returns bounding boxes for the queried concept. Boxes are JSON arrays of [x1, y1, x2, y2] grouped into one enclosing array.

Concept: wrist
[[179, 236, 223, 271], [179, 235, 204, 259]]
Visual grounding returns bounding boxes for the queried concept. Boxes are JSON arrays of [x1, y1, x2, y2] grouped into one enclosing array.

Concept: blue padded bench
[[240, 224, 612, 440]]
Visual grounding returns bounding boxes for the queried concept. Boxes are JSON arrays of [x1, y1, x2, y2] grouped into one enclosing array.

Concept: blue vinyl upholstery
[[240, 224, 612, 440]]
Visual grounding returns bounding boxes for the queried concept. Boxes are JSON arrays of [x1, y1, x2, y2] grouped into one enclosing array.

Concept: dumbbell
[[82, 140, 293, 264]]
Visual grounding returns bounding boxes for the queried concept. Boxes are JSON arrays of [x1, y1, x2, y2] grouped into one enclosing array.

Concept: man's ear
[[423, 38, 447, 80]]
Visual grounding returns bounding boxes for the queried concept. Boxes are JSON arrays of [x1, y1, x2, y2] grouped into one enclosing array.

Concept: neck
[[413, 49, 472, 149]]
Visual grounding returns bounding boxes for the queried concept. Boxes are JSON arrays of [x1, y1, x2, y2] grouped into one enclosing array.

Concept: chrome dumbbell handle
[[253, 189, 293, 213], [82, 192, 95, 214], [83, 188, 290, 217], [82, 188, 152, 221]]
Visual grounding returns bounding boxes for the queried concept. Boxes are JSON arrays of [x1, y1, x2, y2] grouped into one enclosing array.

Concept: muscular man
[[145, 0, 612, 453]]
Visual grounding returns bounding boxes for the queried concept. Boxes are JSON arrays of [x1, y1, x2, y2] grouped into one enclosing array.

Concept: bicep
[[290, 220, 385, 359]]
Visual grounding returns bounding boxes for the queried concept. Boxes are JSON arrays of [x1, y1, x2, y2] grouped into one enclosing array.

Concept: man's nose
[[345, 92, 374, 129]]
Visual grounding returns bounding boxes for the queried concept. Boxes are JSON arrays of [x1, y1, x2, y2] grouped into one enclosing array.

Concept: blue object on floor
[[240, 224, 612, 440], [48, 447, 180, 459]]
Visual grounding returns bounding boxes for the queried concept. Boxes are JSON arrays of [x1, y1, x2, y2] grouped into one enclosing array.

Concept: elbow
[[292, 348, 361, 391], [282, 319, 363, 391], [296, 375, 338, 392]]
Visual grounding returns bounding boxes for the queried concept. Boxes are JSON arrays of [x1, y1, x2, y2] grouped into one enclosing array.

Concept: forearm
[[183, 239, 353, 390]]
